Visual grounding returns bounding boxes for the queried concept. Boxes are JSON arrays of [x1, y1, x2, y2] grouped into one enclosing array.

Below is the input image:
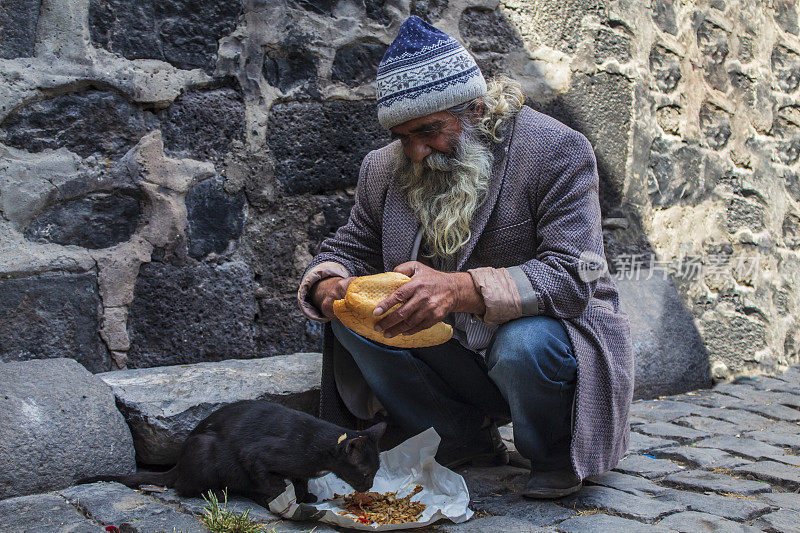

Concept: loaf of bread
[[333, 272, 453, 348]]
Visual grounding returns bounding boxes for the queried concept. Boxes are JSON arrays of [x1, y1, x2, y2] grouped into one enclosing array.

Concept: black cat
[[81, 400, 386, 505]]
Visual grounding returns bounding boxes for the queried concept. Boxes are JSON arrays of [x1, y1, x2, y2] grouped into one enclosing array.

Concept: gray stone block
[[0, 0, 40, 59], [663, 470, 771, 495], [0, 492, 99, 533], [127, 261, 256, 368], [615, 276, 712, 398], [650, 445, 749, 470], [634, 422, 710, 444], [98, 353, 322, 464], [629, 399, 712, 421], [560, 485, 685, 523], [657, 510, 761, 532], [657, 488, 773, 522], [627, 431, 678, 454], [440, 515, 548, 532], [693, 436, 788, 462], [758, 491, 800, 511], [733, 460, 800, 490], [61, 482, 202, 531], [753, 509, 800, 533], [471, 493, 576, 526], [0, 359, 135, 499], [672, 415, 743, 436], [556, 513, 674, 532], [0, 273, 110, 372], [585, 471, 668, 497], [614, 454, 686, 479]]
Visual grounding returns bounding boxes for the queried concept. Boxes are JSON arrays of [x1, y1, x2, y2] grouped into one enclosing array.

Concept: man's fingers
[[374, 293, 422, 333], [381, 303, 427, 338], [373, 284, 411, 316], [393, 261, 421, 277]]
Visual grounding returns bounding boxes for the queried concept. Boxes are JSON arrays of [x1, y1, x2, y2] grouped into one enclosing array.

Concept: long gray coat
[[305, 105, 634, 479]]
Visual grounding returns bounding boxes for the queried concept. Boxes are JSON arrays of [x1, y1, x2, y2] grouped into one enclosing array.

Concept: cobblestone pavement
[[2, 368, 799, 532]]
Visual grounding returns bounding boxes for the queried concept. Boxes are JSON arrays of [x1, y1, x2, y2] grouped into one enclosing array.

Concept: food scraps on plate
[[332, 485, 426, 525]]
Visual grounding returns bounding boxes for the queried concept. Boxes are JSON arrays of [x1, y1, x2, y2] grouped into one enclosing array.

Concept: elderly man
[[297, 16, 633, 498]]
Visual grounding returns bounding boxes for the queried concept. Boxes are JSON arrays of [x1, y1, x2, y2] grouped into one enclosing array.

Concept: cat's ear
[[364, 421, 387, 443]]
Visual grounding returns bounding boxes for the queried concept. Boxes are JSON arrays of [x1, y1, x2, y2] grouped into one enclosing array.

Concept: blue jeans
[[331, 315, 578, 471]]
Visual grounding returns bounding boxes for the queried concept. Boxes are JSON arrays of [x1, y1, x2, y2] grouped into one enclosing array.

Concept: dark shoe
[[436, 425, 510, 469], [523, 469, 582, 499]]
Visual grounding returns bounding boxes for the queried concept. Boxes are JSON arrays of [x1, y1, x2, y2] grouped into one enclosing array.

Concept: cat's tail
[[77, 467, 177, 489]]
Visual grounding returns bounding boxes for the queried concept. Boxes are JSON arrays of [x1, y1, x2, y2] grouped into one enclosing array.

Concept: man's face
[[389, 110, 463, 164]]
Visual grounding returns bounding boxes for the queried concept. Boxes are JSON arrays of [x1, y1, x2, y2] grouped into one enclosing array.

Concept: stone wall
[[0, 0, 797, 388]]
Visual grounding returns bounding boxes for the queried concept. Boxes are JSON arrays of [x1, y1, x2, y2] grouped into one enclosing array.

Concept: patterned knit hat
[[376, 16, 487, 130]]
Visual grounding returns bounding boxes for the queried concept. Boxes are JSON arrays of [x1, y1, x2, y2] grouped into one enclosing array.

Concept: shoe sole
[[522, 482, 583, 499]]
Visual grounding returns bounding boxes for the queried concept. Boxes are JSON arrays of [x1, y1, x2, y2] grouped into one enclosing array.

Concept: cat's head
[[331, 421, 387, 492]]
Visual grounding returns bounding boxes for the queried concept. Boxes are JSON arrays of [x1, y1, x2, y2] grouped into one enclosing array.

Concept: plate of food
[[268, 428, 473, 530]]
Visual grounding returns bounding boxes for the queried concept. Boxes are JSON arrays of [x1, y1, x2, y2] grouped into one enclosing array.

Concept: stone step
[[0, 481, 339, 533], [98, 353, 322, 465]]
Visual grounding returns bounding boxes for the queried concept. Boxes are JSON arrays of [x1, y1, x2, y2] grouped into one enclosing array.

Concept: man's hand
[[310, 276, 355, 319], [373, 261, 486, 338]]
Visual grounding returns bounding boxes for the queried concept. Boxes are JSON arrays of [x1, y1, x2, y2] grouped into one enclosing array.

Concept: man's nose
[[405, 140, 432, 163]]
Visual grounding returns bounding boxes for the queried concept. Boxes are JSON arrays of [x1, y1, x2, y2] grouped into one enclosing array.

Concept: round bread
[[333, 272, 453, 348]]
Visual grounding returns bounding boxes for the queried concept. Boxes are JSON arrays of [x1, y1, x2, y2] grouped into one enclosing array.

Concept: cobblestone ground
[[2, 367, 799, 532]]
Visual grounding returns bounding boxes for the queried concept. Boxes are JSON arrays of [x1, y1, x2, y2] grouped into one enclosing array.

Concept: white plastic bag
[[268, 428, 473, 530]]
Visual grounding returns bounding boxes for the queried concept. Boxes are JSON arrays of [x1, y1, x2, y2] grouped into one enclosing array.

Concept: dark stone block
[[648, 139, 703, 208], [127, 261, 256, 367], [0, 0, 40, 59], [0, 89, 157, 158], [0, 274, 110, 372], [699, 103, 731, 150], [186, 175, 246, 259], [650, 45, 681, 92], [89, 0, 242, 74], [411, 0, 448, 21], [617, 275, 712, 399], [534, 72, 632, 211], [595, 27, 631, 63], [651, 0, 677, 35], [255, 298, 324, 356], [266, 100, 391, 194], [364, 0, 391, 25], [290, 0, 337, 15], [332, 42, 387, 87], [774, 0, 799, 35], [158, 84, 245, 162], [24, 190, 142, 249], [783, 212, 800, 250], [727, 196, 765, 233], [772, 44, 800, 93], [309, 193, 355, 248], [697, 19, 729, 91], [263, 47, 318, 94], [460, 7, 523, 54]]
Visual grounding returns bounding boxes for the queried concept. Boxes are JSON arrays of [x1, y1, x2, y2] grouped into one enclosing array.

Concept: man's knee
[[487, 316, 577, 390]]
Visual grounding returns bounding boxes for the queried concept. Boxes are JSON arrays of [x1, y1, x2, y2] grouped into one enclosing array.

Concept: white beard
[[391, 123, 494, 261]]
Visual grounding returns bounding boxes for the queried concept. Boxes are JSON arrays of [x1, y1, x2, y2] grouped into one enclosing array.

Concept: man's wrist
[[451, 272, 486, 315]]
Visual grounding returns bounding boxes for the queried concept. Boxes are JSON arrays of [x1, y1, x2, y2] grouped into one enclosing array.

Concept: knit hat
[[376, 16, 487, 130]]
